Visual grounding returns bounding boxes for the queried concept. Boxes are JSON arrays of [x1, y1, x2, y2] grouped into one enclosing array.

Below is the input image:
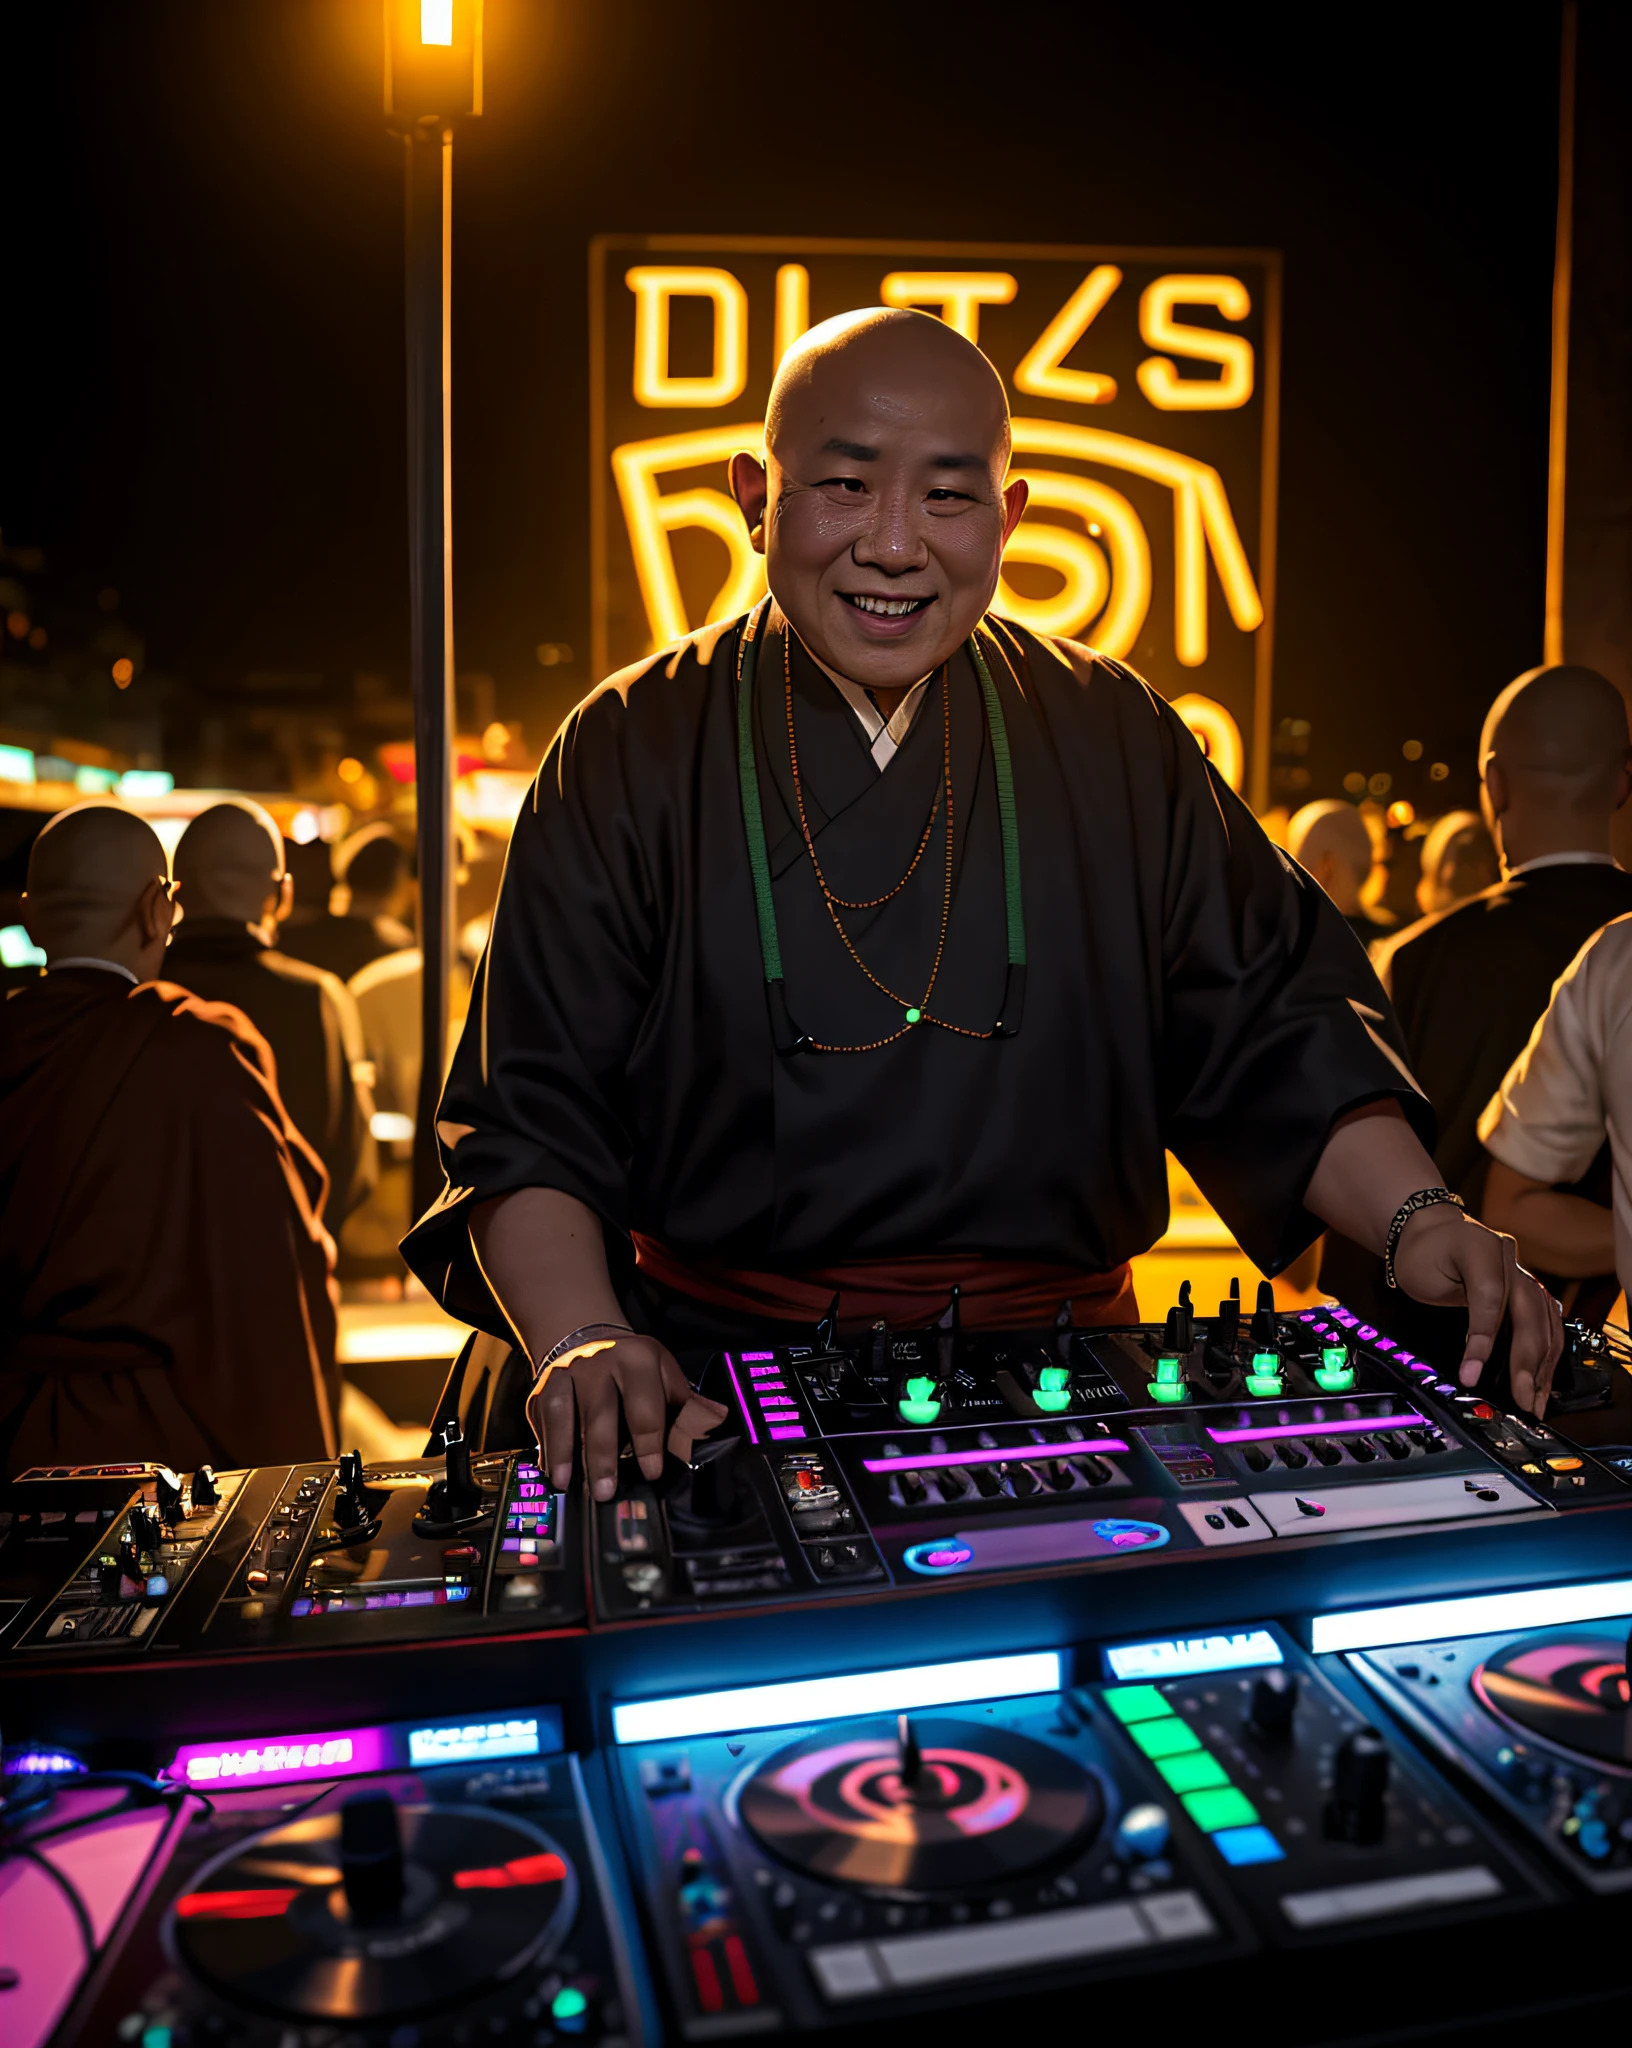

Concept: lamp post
[[384, 1, 482, 1216]]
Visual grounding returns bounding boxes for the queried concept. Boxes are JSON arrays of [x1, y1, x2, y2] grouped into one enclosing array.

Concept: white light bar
[[610, 1651, 1063, 1745], [1105, 1629, 1282, 1681], [1310, 1578, 1632, 1656]]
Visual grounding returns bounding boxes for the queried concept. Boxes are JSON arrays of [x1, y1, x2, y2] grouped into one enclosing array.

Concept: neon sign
[[591, 237, 1280, 803]]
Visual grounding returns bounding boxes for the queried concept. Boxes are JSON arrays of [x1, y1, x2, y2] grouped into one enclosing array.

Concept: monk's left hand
[[1390, 1204, 1564, 1417]]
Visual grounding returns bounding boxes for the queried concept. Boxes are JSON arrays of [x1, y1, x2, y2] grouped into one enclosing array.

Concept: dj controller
[[8, 1286, 1632, 2046]]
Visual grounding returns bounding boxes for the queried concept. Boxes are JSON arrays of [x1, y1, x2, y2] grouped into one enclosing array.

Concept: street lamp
[[384, 0, 481, 1216]]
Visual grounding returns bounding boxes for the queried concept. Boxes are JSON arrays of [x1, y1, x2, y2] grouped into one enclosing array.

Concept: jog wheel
[[1474, 1632, 1632, 1768], [168, 1794, 577, 2025], [738, 1714, 1102, 1895]]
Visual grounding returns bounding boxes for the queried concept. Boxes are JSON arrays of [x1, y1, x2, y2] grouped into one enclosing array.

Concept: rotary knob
[[1325, 1726, 1391, 1845], [1245, 1667, 1300, 1743]]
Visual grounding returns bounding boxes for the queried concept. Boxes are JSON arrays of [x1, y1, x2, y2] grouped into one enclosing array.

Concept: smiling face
[[730, 310, 1028, 692]]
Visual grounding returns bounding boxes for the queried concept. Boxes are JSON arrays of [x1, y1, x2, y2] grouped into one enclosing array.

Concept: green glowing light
[[552, 1985, 589, 2022], [1154, 1355, 1184, 1383], [1148, 1379, 1190, 1404], [1244, 1369, 1284, 1398], [897, 1375, 942, 1425], [1322, 1345, 1348, 1370], [1039, 1365, 1070, 1392], [904, 1006, 922, 1024], [1314, 1365, 1356, 1393]]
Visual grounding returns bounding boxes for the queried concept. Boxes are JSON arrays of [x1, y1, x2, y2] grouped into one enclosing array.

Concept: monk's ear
[[1000, 474, 1029, 546], [730, 452, 769, 554], [138, 874, 178, 946], [275, 871, 294, 923]]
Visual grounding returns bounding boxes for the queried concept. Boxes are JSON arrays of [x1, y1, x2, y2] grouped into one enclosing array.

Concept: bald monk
[[168, 801, 377, 1223], [1287, 799, 1386, 945], [1322, 664, 1632, 1330], [0, 804, 339, 1474], [404, 307, 1562, 1500]]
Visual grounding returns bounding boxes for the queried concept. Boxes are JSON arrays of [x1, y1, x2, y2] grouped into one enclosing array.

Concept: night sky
[[3, 0, 1565, 810]]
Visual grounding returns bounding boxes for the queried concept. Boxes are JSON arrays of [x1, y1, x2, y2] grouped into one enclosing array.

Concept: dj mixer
[[7, 1287, 1632, 2046]]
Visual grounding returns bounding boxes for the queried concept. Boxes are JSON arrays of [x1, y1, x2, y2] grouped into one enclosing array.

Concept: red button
[[1471, 1402, 1496, 1420], [796, 1471, 814, 1490]]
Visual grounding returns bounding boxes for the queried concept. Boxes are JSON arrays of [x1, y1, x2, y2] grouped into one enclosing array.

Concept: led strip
[[1310, 1578, 1632, 1655]]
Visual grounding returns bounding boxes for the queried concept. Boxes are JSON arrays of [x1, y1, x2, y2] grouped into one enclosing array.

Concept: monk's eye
[[817, 475, 867, 493], [926, 488, 974, 503]]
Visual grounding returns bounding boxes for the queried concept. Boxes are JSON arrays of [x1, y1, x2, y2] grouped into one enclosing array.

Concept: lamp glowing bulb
[[421, 0, 454, 44]]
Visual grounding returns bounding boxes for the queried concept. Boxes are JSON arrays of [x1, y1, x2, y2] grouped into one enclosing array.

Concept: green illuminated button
[[1182, 1785, 1260, 1832], [905, 1006, 923, 1024], [1154, 1355, 1184, 1383], [552, 1985, 590, 2024], [1245, 1353, 1284, 1397], [1149, 1379, 1190, 1405], [1315, 1345, 1355, 1392], [1156, 1750, 1231, 1794], [897, 1375, 942, 1425], [1103, 1684, 1169, 1724], [1033, 1364, 1072, 1413], [1129, 1717, 1203, 1761]]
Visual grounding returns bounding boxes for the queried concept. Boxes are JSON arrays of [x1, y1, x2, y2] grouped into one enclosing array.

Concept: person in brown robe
[[0, 803, 338, 1476]]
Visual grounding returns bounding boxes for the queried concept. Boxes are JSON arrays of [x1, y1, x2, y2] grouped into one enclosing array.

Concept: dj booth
[[6, 1284, 1632, 2046]]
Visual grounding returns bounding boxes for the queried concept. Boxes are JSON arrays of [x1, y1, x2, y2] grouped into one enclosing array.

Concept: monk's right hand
[[526, 1334, 729, 1502]]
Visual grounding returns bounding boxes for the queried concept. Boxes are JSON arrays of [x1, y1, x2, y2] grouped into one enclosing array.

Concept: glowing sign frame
[[591, 235, 1281, 807]]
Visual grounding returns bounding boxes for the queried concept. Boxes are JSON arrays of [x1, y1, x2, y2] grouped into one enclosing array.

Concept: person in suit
[[1321, 663, 1632, 1342]]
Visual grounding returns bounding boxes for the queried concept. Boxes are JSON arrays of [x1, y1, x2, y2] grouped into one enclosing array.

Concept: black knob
[[127, 1505, 162, 1553], [1161, 1279, 1195, 1355], [333, 1450, 370, 1530], [1214, 1278, 1241, 1349], [339, 1792, 405, 1924], [1326, 1726, 1391, 1844], [1246, 1667, 1300, 1742], [154, 1468, 185, 1527], [191, 1464, 220, 1510], [1250, 1279, 1278, 1350], [687, 1437, 741, 1522], [434, 1421, 483, 1521]]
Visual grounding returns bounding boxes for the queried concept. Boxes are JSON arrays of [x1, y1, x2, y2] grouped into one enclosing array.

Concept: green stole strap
[[733, 604, 1025, 1049]]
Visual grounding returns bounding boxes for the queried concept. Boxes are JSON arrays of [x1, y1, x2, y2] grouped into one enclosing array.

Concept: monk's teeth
[[846, 594, 928, 616]]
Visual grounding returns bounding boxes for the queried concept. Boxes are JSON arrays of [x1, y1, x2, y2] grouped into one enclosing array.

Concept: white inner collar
[[48, 956, 139, 985], [824, 670, 933, 771]]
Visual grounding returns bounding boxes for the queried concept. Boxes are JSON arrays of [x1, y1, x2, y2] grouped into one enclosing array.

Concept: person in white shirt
[[1480, 913, 1632, 1316]]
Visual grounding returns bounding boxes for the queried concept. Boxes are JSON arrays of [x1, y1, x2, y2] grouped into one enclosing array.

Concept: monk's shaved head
[[766, 308, 1011, 469], [25, 803, 177, 971], [1478, 664, 1632, 870], [1481, 665, 1629, 796], [175, 800, 285, 924], [733, 306, 1027, 696]]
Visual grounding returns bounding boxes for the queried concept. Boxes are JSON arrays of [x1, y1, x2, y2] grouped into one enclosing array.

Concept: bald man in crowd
[[1321, 664, 1632, 1332], [1287, 799, 1386, 944], [168, 800, 376, 1223], [0, 804, 338, 1473], [404, 305, 1561, 1497]]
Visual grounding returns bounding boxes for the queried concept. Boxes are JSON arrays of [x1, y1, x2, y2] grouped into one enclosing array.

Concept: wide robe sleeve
[[402, 679, 659, 1333], [1147, 680, 1434, 1272]]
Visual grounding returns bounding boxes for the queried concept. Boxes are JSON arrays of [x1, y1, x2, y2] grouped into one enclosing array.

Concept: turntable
[[25, 1705, 651, 2046], [1352, 1612, 1632, 1890]]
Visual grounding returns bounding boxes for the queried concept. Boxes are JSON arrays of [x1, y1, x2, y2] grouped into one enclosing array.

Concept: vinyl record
[[738, 1716, 1102, 1895], [169, 1803, 576, 2024], [1474, 1633, 1632, 1768]]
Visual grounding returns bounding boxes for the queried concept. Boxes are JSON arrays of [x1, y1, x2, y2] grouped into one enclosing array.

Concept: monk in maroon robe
[[0, 804, 338, 1475]]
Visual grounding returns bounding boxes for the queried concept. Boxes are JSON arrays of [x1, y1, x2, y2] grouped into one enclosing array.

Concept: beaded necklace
[[734, 602, 1027, 1054]]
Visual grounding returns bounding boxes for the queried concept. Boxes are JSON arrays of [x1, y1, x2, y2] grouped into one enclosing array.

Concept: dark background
[[0, 0, 1565, 811]]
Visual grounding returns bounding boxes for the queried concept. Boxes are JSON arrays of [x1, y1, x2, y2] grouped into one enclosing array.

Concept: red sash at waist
[[631, 1235, 1137, 1333]]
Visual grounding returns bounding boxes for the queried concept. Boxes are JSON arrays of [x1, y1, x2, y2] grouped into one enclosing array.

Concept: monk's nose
[[851, 487, 929, 572]]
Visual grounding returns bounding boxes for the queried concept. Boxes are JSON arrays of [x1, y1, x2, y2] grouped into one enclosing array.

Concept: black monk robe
[[403, 612, 1430, 1331]]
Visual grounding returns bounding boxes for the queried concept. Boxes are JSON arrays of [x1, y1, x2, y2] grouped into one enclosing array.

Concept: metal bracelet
[[534, 1321, 635, 1376], [1383, 1187, 1465, 1289]]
